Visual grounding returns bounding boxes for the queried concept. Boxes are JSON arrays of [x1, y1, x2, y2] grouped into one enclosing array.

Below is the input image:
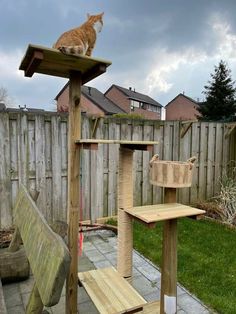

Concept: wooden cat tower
[[20, 45, 205, 314]]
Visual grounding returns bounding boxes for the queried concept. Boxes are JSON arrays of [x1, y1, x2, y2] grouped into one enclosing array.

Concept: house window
[[130, 100, 140, 110]]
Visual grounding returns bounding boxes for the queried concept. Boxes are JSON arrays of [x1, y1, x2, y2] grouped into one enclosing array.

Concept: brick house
[[165, 93, 199, 120], [105, 85, 162, 120], [55, 83, 125, 116]]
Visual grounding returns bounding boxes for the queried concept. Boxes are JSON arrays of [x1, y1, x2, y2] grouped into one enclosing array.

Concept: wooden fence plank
[[142, 122, 153, 205], [51, 115, 62, 221], [35, 115, 47, 219], [0, 113, 11, 226]]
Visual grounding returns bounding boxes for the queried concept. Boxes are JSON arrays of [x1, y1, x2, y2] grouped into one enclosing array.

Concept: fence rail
[[0, 111, 235, 227]]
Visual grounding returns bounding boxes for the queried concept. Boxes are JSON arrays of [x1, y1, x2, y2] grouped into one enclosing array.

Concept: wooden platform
[[125, 203, 205, 226], [78, 267, 147, 314], [76, 139, 158, 151], [19, 44, 111, 82]]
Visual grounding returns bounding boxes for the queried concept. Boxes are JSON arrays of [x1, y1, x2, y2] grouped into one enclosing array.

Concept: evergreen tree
[[198, 60, 236, 121]]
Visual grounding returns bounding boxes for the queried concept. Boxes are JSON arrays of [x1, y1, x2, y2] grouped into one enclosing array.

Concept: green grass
[[133, 218, 236, 314]]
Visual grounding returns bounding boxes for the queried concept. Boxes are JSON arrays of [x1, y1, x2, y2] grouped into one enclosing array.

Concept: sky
[[1, 0, 236, 111]]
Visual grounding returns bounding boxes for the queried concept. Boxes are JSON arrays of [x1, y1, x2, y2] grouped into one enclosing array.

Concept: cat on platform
[[53, 12, 104, 57]]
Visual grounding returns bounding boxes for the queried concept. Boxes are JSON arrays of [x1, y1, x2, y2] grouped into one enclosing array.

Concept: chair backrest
[[13, 184, 71, 307]]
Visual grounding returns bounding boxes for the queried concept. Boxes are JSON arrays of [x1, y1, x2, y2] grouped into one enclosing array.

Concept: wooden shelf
[[78, 267, 147, 314], [125, 203, 205, 226], [76, 139, 158, 151], [19, 44, 111, 82]]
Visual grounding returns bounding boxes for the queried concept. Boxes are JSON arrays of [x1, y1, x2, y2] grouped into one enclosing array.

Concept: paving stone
[[85, 249, 105, 262], [95, 242, 114, 254], [136, 263, 161, 283], [133, 251, 146, 266], [104, 251, 117, 265], [79, 300, 99, 313], [19, 276, 34, 295], [7, 304, 25, 314], [144, 289, 160, 302], [178, 293, 210, 314], [132, 274, 159, 297], [93, 259, 112, 269], [3, 284, 22, 308], [177, 285, 187, 297], [82, 241, 96, 252]]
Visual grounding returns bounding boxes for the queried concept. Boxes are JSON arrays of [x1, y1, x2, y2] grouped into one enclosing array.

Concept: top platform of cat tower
[[19, 44, 112, 83]]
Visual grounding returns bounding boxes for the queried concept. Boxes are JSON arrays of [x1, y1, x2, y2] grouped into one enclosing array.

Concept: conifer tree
[[198, 60, 236, 121]]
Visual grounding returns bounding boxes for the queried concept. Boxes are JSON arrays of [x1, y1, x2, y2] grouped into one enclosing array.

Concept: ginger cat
[[53, 12, 104, 57]]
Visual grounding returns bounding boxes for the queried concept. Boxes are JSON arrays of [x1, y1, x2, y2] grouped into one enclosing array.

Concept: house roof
[[55, 82, 125, 114], [82, 86, 125, 114], [166, 93, 199, 107], [105, 84, 162, 108]]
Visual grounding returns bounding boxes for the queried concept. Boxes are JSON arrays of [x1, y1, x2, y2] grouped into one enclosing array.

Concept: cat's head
[[87, 12, 104, 33]]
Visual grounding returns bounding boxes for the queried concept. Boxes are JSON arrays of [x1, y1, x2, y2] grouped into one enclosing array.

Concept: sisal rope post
[[117, 147, 134, 282]]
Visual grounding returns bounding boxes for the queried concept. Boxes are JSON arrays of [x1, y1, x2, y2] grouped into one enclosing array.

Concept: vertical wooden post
[[66, 71, 82, 314], [160, 188, 177, 314], [117, 147, 134, 282]]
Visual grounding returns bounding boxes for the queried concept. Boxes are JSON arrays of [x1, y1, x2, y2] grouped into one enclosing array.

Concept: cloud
[[0, 49, 25, 80], [209, 13, 236, 60]]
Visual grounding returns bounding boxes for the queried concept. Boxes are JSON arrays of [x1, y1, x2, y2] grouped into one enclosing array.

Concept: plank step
[[125, 203, 205, 226], [78, 267, 147, 314]]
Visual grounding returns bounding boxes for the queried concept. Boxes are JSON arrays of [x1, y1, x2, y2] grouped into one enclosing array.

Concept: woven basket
[[149, 155, 196, 188]]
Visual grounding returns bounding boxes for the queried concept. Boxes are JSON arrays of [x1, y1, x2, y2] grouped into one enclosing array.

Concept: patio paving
[[2, 230, 213, 313]]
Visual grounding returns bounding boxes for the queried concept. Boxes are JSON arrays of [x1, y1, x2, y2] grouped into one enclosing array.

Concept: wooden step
[[78, 267, 147, 314], [125, 203, 205, 227]]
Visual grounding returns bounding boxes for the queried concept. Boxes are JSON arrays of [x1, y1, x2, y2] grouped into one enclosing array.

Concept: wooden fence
[[0, 110, 235, 228]]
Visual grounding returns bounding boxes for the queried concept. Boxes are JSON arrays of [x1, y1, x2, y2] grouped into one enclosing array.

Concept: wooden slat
[[125, 203, 205, 224], [78, 267, 147, 314]]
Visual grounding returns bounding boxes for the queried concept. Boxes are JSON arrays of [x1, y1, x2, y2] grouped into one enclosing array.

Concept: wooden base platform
[[76, 139, 158, 151], [78, 267, 147, 314], [19, 44, 111, 82], [125, 203, 205, 226]]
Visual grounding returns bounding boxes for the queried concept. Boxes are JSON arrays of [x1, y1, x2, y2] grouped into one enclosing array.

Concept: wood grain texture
[[125, 203, 205, 224], [66, 71, 82, 314], [78, 267, 147, 314], [13, 184, 71, 307]]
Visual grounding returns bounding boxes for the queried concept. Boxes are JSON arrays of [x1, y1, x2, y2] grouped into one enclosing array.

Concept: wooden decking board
[[78, 267, 147, 314], [125, 203, 205, 223]]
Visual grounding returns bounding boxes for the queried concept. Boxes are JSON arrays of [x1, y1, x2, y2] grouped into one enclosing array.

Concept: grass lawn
[[133, 218, 236, 314]]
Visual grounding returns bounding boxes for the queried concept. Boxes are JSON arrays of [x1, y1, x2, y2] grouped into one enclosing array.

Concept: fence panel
[[0, 111, 236, 227]]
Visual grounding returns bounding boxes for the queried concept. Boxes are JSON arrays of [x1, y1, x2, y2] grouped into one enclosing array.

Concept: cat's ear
[[100, 12, 104, 17], [87, 13, 90, 19]]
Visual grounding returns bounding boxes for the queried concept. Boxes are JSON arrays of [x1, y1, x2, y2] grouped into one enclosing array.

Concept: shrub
[[215, 166, 236, 224]]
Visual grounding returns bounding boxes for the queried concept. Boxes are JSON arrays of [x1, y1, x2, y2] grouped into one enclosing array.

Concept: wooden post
[[117, 147, 134, 282], [160, 188, 177, 314], [66, 71, 82, 314]]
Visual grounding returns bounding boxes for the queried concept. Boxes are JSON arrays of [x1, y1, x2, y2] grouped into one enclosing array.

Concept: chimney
[[88, 87, 92, 96], [129, 87, 132, 91]]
